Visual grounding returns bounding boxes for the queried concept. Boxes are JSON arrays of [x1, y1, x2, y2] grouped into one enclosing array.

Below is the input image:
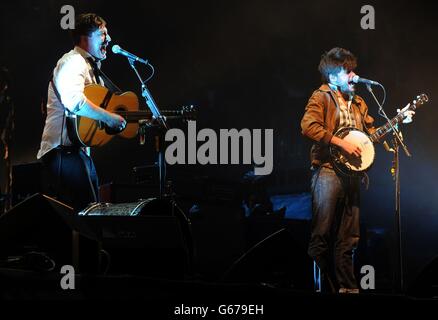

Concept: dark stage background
[[1, 0, 438, 290]]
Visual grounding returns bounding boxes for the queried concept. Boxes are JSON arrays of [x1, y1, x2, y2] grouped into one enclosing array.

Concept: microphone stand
[[127, 57, 169, 199], [366, 84, 410, 293], [124, 57, 197, 276]]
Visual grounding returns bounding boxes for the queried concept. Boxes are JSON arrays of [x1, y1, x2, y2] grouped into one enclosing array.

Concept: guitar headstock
[[180, 105, 197, 121], [409, 93, 429, 111]]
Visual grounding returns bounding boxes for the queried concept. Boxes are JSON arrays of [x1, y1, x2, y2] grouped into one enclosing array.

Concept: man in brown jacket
[[301, 47, 375, 294], [301, 47, 416, 293]]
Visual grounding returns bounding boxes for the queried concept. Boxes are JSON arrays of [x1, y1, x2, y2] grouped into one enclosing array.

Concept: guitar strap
[[100, 89, 113, 110], [50, 80, 78, 145], [50, 79, 98, 203], [87, 57, 122, 94], [50, 80, 73, 114]]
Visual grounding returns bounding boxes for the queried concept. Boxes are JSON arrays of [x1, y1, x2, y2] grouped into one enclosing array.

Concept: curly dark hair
[[71, 13, 106, 45], [318, 47, 357, 83]]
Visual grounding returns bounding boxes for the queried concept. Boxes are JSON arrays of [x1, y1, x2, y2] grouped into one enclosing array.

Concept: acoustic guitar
[[66, 84, 196, 147]]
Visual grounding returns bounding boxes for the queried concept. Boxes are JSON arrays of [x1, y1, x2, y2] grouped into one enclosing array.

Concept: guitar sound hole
[[115, 105, 127, 113]]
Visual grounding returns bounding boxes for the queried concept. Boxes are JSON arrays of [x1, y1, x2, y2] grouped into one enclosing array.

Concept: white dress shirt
[[37, 46, 103, 159]]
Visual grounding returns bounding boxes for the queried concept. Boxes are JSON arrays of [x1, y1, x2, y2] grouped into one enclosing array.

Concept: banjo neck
[[370, 93, 428, 143], [370, 113, 406, 142]]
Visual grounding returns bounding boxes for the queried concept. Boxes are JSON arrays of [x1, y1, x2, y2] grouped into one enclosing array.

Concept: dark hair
[[71, 13, 106, 45], [318, 47, 357, 83]]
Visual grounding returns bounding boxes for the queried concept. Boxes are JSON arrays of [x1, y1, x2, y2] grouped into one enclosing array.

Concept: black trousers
[[41, 146, 99, 213], [308, 166, 360, 292]]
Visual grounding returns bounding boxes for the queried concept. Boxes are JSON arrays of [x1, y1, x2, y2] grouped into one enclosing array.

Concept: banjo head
[[330, 127, 375, 175]]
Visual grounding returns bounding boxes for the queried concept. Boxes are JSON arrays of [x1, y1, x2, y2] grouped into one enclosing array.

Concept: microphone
[[112, 45, 148, 64], [350, 75, 380, 86]]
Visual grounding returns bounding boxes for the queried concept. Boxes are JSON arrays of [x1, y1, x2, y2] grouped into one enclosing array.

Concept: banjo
[[329, 94, 428, 176]]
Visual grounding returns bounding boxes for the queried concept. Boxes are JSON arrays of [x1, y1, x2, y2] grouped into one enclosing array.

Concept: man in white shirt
[[37, 13, 125, 212]]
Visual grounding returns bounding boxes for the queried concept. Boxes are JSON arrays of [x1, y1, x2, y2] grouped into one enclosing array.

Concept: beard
[[340, 82, 355, 96]]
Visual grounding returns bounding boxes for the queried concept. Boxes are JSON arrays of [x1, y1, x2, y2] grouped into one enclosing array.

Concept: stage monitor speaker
[[222, 228, 313, 290], [98, 182, 158, 203], [0, 193, 99, 273], [78, 198, 193, 279], [408, 256, 438, 298]]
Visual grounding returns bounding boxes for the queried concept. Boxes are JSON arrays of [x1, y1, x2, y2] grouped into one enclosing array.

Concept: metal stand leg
[[314, 261, 321, 292]]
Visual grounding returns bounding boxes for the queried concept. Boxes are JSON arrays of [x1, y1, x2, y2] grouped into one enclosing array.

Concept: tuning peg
[[420, 94, 429, 102]]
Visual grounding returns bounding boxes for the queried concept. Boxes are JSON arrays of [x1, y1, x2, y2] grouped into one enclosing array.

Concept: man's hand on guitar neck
[[398, 104, 416, 124], [330, 136, 362, 158]]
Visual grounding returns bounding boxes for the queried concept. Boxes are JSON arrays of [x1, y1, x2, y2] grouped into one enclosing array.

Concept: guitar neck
[[116, 110, 185, 122], [370, 113, 405, 142]]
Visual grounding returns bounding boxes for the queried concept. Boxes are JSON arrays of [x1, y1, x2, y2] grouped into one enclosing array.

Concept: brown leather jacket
[[301, 84, 376, 168]]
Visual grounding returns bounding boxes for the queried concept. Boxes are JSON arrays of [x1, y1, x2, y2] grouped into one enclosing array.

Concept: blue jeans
[[308, 166, 360, 291]]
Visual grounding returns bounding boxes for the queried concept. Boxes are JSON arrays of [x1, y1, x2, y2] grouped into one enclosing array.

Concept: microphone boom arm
[[127, 58, 168, 130], [366, 83, 410, 156], [126, 56, 169, 199]]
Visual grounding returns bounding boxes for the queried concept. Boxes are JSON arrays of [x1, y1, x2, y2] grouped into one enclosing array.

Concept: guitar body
[[329, 127, 375, 176], [71, 84, 139, 147]]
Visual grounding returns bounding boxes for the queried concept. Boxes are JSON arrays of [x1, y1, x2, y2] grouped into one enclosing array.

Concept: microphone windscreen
[[112, 45, 121, 54], [351, 75, 360, 83]]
